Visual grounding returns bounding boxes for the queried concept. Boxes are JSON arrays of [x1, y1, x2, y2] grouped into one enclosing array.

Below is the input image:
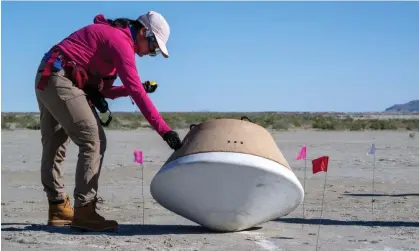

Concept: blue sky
[[1, 1, 418, 112]]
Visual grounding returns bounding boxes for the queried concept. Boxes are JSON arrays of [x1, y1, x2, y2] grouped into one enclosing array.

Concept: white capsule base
[[150, 152, 304, 232]]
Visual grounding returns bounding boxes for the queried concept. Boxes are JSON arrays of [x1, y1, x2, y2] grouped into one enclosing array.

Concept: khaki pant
[[34, 61, 107, 207]]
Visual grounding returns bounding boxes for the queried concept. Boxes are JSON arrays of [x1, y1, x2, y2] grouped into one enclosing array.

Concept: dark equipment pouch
[[83, 84, 113, 127]]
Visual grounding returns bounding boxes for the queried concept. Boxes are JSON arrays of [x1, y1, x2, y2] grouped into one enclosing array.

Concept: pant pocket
[[70, 119, 100, 141], [63, 95, 97, 128], [52, 71, 85, 102]]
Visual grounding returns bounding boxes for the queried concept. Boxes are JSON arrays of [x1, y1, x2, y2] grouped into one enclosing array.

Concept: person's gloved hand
[[143, 81, 158, 93], [163, 130, 182, 150]]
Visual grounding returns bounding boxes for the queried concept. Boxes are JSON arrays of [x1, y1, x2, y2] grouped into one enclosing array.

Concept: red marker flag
[[312, 156, 329, 174]]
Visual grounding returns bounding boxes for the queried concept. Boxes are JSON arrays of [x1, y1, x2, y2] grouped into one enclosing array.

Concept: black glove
[[143, 81, 158, 93], [163, 130, 182, 150]]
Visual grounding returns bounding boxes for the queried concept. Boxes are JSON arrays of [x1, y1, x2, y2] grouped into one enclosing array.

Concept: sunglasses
[[145, 30, 161, 57]]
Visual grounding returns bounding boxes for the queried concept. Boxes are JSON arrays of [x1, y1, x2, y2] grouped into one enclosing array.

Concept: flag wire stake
[[368, 141, 376, 221], [303, 157, 307, 219], [372, 149, 376, 221], [315, 166, 329, 251], [141, 162, 145, 226]]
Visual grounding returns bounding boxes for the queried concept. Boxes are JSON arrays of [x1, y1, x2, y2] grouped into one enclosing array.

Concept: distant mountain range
[[384, 100, 419, 113]]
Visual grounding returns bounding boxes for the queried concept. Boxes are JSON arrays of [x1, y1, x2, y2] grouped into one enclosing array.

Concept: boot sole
[[48, 220, 72, 226]]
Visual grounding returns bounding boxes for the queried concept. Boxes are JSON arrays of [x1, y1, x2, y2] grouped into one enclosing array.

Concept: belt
[[37, 48, 117, 91], [36, 47, 77, 90]]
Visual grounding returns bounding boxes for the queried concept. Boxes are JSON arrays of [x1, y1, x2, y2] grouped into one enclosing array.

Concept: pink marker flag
[[133, 150, 143, 164], [296, 145, 307, 160]]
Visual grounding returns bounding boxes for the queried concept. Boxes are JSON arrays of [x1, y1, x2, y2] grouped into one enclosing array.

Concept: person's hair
[[107, 18, 145, 30]]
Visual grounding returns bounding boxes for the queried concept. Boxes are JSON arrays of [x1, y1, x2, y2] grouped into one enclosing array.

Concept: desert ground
[[2, 129, 419, 251]]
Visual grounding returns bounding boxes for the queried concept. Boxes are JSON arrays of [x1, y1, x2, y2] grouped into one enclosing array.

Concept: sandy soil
[[2, 129, 419, 251]]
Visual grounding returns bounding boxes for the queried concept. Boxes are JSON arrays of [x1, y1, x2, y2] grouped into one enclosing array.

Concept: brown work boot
[[70, 197, 118, 232], [48, 194, 74, 226]]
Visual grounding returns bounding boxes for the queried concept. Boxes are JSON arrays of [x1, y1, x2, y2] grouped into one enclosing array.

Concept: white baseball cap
[[137, 11, 170, 58]]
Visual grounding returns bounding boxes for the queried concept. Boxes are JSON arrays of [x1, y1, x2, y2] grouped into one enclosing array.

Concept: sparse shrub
[[312, 117, 337, 130], [272, 120, 289, 130], [350, 123, 362, 131], [343, 117, 354, 124], [291, 118, 301, 128], [368, 120, 382, 130], [367, 119, 398, 130], [2, 114, 20, 124], [254, 113, 277, 128], [163, 114, 185, 129], [404, 119, 419, 130], [26, 121, 41, 130], [105, 117, 126, 130], [382, 121, 398, 130], [350, 120, 367, 131]]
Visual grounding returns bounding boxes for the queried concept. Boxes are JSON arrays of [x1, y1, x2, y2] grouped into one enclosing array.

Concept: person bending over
[[34, 10, 182, 232]]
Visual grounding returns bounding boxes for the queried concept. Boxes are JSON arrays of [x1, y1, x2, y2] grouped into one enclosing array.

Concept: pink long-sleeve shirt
[[54, 14, 171, 137]]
